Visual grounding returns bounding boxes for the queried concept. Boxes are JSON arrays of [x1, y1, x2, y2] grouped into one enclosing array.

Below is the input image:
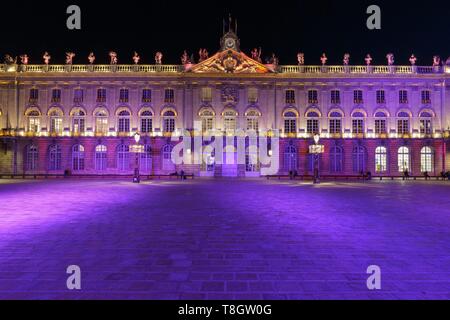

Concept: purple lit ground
[[0, 178, 449, 300]]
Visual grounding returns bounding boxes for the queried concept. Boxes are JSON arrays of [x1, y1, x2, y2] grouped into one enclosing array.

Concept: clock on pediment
[[220, 31, 240, 52]]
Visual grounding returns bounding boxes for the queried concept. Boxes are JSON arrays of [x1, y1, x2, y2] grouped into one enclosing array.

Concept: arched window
[[245, 147, 259, 172], [330, 146, 343, 173], [71, 110, 86, 134], [72, 145, 85, 171], [398, 146, 410, 173], [140, 145, 152, 173], [163, 110, 176, 133], [397, 111, 410, 135], [95, 109, 108, 135], [352, 146, 367, 173], [283, 111, 297, 134], [48, 145, 62, 171], [200, 109, 215, 132], [26, 145, 38, 171], [49, 110, 63, 134], [223, 109, 237, 131], [140, 110, 153, 133], [162, 144, 174, 170], [329, 111, 343, 134], [351, 112, 365, 134], [374, 111, 388, 134], [118, 110, 131, 133], [419, 111, 433, 135], [117, 144, 130, 171], [246, 110, 261, 131], [26, 110, 41, 133], [306, 111, 320, 134], [375, 146, 387, 173], [284, 144, 297, 171], [95, 145, 107, 171], [420, 146, 434, 173]]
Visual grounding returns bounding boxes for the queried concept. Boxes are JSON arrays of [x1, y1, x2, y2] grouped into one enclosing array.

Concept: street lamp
[[132, 132, 142, 183], [309, 134, 324, 184]]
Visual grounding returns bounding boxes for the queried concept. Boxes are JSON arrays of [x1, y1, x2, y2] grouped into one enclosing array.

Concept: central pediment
[[188, 49, 274, 74]]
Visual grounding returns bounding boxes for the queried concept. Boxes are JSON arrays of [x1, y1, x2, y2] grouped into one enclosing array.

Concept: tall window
[[72, 110, 86, 134], [95, 145, 107, 171], [419, 111, 433, 135], [306, 111, 319, 134], [247, 88, 258, 103], [26, 110, 41, 133], [285, 90, 295, 104], [95, 110, 108, 135], [399, 90, 408, 104], [51, 89, 61, 103], [330, 146, 343, 173], [73, 89, 84, 103], [162, 144, 174, 170], [118, 110, 131, 133], [397, 112, 410, 135], [223, 110, 237, 131], [284, 145, 297, 171], [201, 87, 212, 102], [163, 110, 176, 133], [29, 88, 39, 103], [72, 145, 85, 171], [420, 146, 434, 173], [97, 88, 107, 102], [375, 146, 387, 173], [330, 90, 340, 104], [164, 88, 175, 103], [398, 146, 410, 172], [421, 90, 431, 104], [48, 145, 62, 171], [200, 110, 214, 131], [376, 90, 385, 104], [119, 89, 129, 103], [142, 89, 152, 103], [245, 147, 259, 172], [140, 110, 153, 133], [374, 111, 387, 134], [140, 145, 152, 172], [117, 144, 130, 171], [26, 145, 38, 171], [352, 112, 365, 134], [329, 111, 342, 134], [353, 90, 363, 104], [308, 90, 318, 104], [352, 146, 367, 173], [283, 111, 297, 134], [246, 110, 260, 131], [49, 110, 63, 134]]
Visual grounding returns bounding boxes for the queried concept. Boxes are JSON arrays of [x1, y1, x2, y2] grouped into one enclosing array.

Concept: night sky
[[1, 0, 449, 65]]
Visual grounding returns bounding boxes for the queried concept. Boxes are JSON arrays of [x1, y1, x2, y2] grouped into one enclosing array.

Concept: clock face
[[225, 38, 235, 49]]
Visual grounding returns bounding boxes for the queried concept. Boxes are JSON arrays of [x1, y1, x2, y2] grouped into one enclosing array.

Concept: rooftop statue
[[65, 52, 75, 65], [133, 52, 140, 64], [88, 52, 95, 64], [409, 54, 417, 65], [181, 50, 190, 65], [320, 53, 327, 65], [251, 48, 262, 63], [343, 53, 350, 66], [297, 52, 304, 65], [386, 53, 394, 66], [109, 51, 118, 65], [20, 54, 29, 65], [198, 49, 209, 62], [155, 52, 163, 65], [43, 52, 51, 65], [3, 54, 16, 65], [365, 54, 372, 65], [433, 55, 441, 66], [270, 53, 279, 66]]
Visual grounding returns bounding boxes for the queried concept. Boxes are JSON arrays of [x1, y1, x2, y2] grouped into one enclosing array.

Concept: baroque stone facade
[[1, 29, 450, 177]]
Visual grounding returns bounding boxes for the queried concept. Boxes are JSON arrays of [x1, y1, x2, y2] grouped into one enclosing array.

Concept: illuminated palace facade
[[1, 30, 450, 177]]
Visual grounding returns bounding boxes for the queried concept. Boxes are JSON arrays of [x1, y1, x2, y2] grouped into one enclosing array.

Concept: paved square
[[0, 178, 449, 299]]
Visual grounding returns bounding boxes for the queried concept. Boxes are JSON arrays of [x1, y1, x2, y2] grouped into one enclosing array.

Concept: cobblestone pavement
[[0, 178, 449, 300]]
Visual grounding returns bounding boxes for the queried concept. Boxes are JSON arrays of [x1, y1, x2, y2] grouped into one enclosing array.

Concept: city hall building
[[1, 27, 450, 178]]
